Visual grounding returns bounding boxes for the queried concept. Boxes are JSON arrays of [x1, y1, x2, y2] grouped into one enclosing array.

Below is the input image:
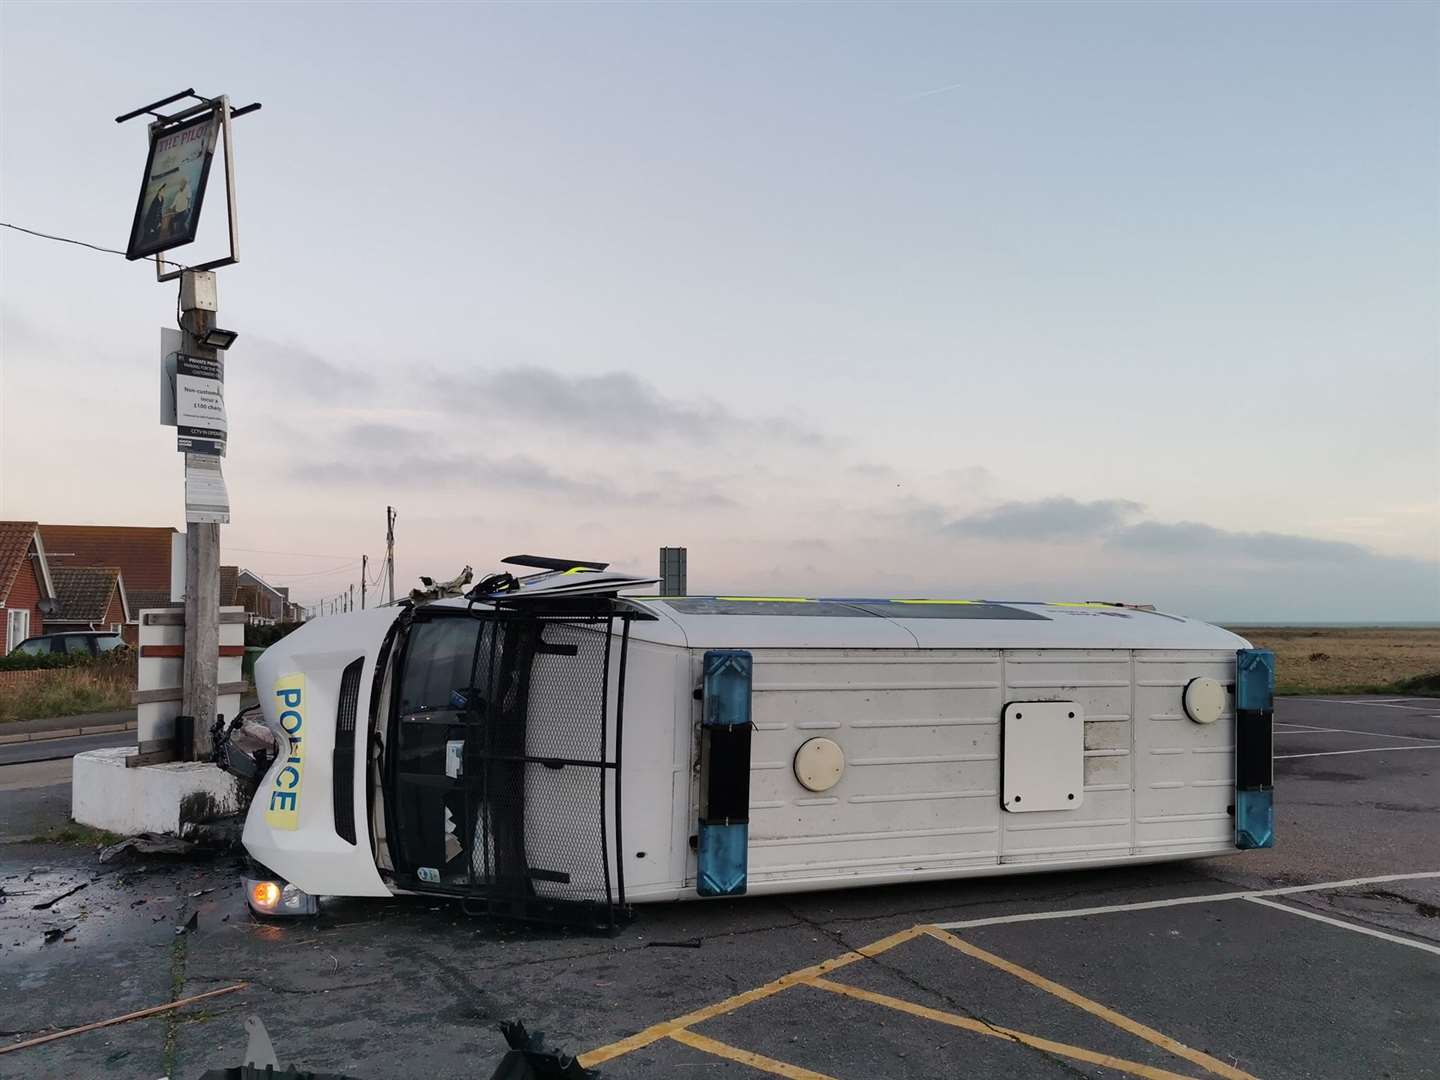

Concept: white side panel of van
[[1133, 651, 1237, 854], [744, 648, 1005, 885], [998, 650, 1134, 863]]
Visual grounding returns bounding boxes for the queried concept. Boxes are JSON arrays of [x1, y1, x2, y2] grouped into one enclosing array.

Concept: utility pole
[[361, 554, 367, 610], [385, 506, 396, 604], [348, 584, 354, 612], [181, 270, 221, 757]]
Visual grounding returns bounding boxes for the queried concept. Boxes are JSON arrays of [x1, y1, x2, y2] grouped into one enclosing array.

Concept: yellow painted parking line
[[807, 977, 1197, 1080], [925, 927, 1257, 1080], [669, 1029, 839, 1079], [577, 925, 926, 1067]]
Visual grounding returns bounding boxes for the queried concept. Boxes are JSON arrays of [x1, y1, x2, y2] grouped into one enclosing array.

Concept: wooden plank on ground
[[0, 984, 247, 1055]]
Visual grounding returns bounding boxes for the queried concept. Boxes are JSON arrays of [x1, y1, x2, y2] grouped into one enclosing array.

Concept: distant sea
[[1219, 621, 1440, 629]]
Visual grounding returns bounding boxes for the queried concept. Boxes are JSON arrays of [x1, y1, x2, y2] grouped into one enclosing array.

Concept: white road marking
[[1276, 744, 1440, 760], [1244, 896, 1440, 957], [0, 758, 71, 792], [932, 871, 1440, 930], [1273, 725, 1440, 743], [1309, 698, 1436, 712]]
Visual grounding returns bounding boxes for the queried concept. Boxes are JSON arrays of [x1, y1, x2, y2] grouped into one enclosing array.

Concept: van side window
[[397, 619, 482, 713]]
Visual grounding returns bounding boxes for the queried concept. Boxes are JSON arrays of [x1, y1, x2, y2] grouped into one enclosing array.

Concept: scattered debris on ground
[[98, 833, 207, 863], [487, 1021, 597, 1080], [31, 881, 88, 909]]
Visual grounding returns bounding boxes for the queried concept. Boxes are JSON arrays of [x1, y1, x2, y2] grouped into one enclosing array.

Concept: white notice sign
[[175, 353, 227, 457], [184, 453, 230, 524]]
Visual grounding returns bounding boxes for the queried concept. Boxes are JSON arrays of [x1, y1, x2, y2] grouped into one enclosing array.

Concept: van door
[[385, 604, 632, 927]]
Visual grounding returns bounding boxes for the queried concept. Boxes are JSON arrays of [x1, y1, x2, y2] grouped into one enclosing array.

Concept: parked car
[[9, 631, 126, 657]]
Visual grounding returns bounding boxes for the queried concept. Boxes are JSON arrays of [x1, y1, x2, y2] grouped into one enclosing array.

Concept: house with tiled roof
[[236, 568, 287, 624], [47, 566, 131, 635], [0, 521, 57, 652], [38, 524, 178, 642]]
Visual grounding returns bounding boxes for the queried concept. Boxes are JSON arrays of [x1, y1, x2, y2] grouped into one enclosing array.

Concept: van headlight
[[244, 876, 318, 916]]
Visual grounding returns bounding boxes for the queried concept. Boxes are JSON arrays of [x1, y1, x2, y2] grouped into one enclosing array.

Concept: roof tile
[[38, 524, 176, 591], [50, 566, 123, 624], [0, 521, 39, 608]]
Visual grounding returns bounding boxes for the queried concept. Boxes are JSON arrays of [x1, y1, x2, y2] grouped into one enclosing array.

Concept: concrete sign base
[[73, 747, 240, 836]]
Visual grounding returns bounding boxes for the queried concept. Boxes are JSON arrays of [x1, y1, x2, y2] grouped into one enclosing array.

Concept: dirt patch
[[1224, 626, 1440, 695]]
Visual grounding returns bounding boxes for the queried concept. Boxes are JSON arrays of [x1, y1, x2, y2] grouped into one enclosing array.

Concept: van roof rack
[[501, 555, 610, 572]]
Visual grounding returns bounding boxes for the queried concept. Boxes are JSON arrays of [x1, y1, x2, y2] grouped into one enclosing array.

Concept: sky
[[1, 1, 1436, 621]]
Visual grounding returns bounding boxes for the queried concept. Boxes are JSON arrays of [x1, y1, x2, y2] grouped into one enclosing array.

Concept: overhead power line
[[228, 546, 356, 559], [1, 221, 188, 270], [249, 561, 358, 580]]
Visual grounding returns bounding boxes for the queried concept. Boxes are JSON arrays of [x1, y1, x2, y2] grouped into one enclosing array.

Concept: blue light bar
[[703, 649, 753, 729], [697, 821, 749, 898], [698, 650, 753, 897], [1236, 648, 1275, 712], [1234, 648, 1275, 850]]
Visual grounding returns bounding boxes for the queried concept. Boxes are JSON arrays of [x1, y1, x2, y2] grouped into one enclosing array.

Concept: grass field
[[1226, 626, 1440, 696]]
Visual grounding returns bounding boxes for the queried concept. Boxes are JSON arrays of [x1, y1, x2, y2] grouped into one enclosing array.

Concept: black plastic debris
[[32, 881, 88, 910], [644, 937, 702, 949], [42, 924, 77, 943], [175, 910, 199, 935], [198, 1068, 364, 1079], [488, 1021, 598, 1080]]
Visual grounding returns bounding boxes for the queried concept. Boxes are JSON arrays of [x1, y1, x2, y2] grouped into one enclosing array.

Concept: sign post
[[121, 89, 259, 760]]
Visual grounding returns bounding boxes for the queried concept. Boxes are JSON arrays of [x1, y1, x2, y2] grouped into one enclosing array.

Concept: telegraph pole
[[180, 271, 222, 751], [349, 584, 354, 612], [385, 506, 396, 604], [361, 554, 367, 610]]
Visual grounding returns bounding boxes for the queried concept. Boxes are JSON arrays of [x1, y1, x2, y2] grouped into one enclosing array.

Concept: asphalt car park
[[2, 696, 1437, 1079]]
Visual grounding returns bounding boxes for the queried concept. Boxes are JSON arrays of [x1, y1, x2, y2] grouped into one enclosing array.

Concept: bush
[[1389, 671, 1440, 697], [245, 621, 303, 649], [0, 651, 96, 672]]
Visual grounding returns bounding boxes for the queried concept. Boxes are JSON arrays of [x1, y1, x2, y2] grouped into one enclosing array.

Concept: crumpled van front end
[[242, 607, 401, 911]]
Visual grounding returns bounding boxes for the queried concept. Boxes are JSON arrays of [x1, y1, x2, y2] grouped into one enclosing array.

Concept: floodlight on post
[[201, 327, 239, 350]]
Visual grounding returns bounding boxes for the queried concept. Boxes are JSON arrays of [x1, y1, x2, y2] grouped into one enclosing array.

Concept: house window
[[6, 609, 31, 653]]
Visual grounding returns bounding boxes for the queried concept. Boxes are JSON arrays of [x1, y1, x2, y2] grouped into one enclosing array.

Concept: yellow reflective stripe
[[716, 596, 814, 602], [1047, 601, 1112, 608], [562, 567, 596, 575]]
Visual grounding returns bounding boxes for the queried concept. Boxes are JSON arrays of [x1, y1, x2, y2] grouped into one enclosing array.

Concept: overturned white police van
[[225, 556, 1276, 926]]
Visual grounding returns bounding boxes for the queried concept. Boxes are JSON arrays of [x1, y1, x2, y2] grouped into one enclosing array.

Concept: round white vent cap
[[794, 737, 845, 792], [1184, 677, 1226, 724]]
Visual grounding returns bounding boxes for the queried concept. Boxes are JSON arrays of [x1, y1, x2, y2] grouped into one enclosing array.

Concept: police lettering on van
[[264, 673, 306, 830]]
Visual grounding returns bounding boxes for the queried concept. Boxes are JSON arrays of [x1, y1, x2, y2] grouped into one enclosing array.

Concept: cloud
[[294, 426, 743, 507], [848, 462, 900, 480], [432, 366, 826, 446], [294, 451, 604, 496], [1107, 521, 1376, 563], [944, 497, 1143, 540], [244, 336, 375, 398]]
